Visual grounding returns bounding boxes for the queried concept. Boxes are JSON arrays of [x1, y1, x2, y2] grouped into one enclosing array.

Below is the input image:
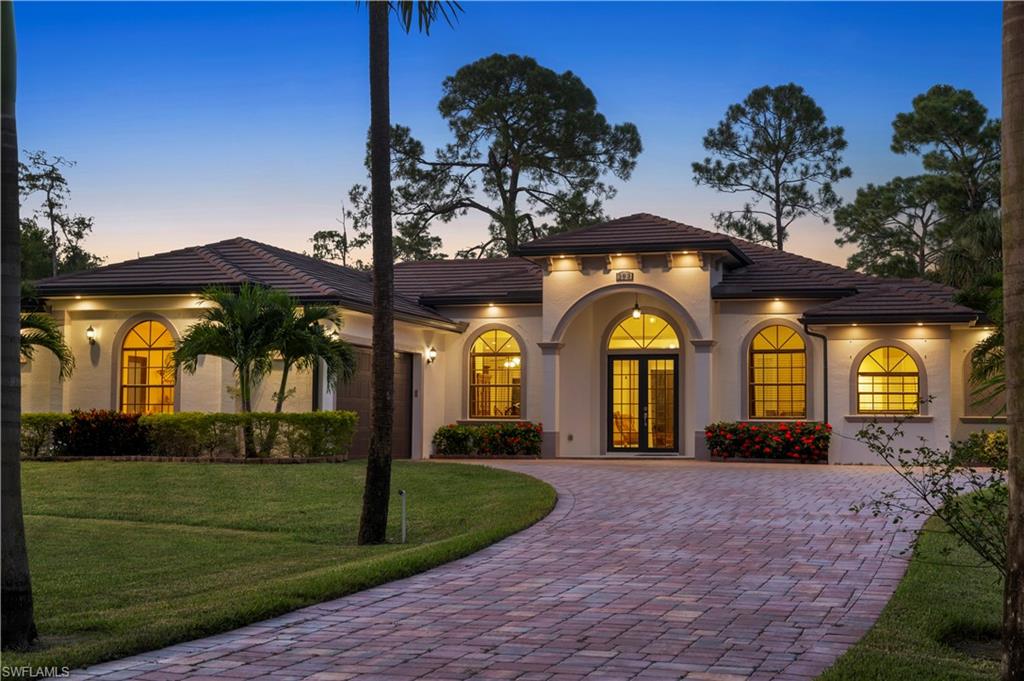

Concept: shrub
[[24, 411, 358, 459], [433, 421, 543, 458], [851, 419, 1007, 578], [951, 429, 1008, 468], [704, 421, 831, 463], [53, 409, 150, 457], [21, 413, 71, 457]]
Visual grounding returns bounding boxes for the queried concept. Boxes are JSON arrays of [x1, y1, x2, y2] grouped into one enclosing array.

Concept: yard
[[0, 460, 556, 672], [820, 514, 1003, 680]]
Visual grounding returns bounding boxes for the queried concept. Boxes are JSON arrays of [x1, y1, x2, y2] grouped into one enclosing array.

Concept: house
[[22, 213, 1005, 463]]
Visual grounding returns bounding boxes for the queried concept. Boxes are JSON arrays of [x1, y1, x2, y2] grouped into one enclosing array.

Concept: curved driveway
[[75, 461, 916, 681]]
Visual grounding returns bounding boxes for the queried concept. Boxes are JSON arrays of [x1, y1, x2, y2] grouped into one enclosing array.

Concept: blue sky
[[14, 1, 1002, 266]]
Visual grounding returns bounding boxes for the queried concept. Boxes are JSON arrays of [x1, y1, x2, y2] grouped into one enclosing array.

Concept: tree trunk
[[1, 0, 38, 650], [358, 1, 394, 545], [239, 367, 257, 458], [1002, 3, 1024, 678], [260, 361, 291, 455]]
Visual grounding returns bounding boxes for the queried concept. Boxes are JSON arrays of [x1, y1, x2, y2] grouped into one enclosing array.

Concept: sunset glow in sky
[[15, 1, 1002, 267]]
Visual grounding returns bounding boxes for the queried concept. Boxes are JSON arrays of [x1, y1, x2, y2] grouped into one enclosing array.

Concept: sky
[[14, 1, 1003, 267]]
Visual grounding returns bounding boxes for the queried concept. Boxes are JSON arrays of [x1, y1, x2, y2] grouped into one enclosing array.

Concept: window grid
[[749, 326, 807, 418], [120, 320, 176, 414], [469, 330, 521, 418], [611, 359, 639, 448], [857, 346, 921, 414]]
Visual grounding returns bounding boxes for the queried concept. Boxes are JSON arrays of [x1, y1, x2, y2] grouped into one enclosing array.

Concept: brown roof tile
[[34, 238, 459, 329]]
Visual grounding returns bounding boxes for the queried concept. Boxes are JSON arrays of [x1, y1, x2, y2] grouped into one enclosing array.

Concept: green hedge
[[432, 421, 543, 458], [952, 429, 1008, 468], [21, 410, 358, 459], [705, 421, 831, 463]]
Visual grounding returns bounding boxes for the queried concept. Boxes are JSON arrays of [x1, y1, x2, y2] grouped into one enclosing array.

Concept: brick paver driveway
[[75, 460, 917, 681]]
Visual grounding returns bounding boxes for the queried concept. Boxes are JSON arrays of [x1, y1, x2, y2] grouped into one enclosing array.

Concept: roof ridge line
[[194, 245, 250, 284], [236, 240, 338, 298]]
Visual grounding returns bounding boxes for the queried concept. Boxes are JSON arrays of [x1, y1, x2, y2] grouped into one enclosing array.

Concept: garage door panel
[[335, 347, 412, 459]]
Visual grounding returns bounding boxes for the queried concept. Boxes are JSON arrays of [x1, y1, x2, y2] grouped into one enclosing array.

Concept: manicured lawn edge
[[818, 514, 1002, 680], [1, 463, 557, 673]]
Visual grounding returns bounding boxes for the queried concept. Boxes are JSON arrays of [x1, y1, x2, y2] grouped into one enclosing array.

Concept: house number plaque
[[615, 271, 634, 282]]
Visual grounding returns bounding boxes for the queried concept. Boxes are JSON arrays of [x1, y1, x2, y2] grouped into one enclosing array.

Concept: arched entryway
[[605, 311, 680, 452]]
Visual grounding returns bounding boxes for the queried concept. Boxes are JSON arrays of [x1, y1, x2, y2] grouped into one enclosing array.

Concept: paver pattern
[[73, 460, 917, 681]]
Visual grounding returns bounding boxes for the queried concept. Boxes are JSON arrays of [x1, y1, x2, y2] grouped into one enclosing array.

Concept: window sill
[[457, 418, 521, 425], [844, 414, 933, 423], [960, 416, 1007, 424]]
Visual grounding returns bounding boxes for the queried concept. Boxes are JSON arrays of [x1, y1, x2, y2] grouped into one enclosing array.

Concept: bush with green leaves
[[851, 420, 1007, 578], [23, 411, 358, 459], [432, 422, 543, 458], [20, 413, 72, 457]]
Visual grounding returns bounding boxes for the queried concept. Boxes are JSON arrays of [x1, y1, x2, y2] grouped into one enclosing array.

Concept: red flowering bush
[[53, 409, 151, 457], [704, 421, 831, 463], [433, 421, 543, 458]]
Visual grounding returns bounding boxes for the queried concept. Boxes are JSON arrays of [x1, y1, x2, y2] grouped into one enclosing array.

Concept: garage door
[[335, 347, 413, 459]]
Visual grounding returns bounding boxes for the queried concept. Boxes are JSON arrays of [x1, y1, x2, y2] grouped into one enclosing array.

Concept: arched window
[[857, 346, 920, 414], [749, 325, 806, 418], [469, 329, 521, 418], [120, 320, 176, 414], [608, 313, 679, 350]]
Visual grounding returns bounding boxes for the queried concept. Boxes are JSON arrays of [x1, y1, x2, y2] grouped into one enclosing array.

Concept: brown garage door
[[336, 347, 413, 459]]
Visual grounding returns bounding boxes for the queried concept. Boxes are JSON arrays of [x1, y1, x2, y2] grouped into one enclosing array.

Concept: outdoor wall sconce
[[425, 346, 438, 364], [632, 296, 642, 319], [86, 325, 97, 345]]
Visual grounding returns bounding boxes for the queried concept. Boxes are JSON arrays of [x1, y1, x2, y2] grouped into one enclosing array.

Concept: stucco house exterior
[[22, 213, 1004, 463]]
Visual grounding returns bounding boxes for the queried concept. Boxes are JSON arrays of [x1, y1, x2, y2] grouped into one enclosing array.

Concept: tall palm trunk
[[1, 0, 38, 650], [239, 367, 257, 458], [358, 1, 394, 545], [1003, 4, 1024, 678]]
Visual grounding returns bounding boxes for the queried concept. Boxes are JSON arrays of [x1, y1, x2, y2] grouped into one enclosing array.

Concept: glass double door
[[608, 355, 678, 452]]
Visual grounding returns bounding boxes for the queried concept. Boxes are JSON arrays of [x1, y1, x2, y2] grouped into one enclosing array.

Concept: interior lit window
[[120, 320, 176, 414], [469, 329, 521, 418], [608, 313, 679, 350], [749, 325, 806, 418], [857, 346, 920, 414]]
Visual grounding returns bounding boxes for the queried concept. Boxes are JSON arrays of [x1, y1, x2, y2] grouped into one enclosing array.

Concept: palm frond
[[20, 312, 75, 379]]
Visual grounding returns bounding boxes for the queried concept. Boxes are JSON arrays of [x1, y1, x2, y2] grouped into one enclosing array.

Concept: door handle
[[642, 406, 648, 429]]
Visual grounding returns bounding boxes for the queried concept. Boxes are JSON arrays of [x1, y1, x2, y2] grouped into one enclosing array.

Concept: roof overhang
[[513, 239, 753, 266], [799, 312, 980, 325]]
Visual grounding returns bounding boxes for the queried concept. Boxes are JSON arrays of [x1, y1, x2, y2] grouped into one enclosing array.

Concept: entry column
[[538, 341, 563, 458], [690, 339, 716, 459]]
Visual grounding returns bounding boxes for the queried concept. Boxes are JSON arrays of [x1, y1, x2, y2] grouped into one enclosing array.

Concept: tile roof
[[514, 213, 751, 263], [33, 238, 460, 329], [395, 213, 981, 324], [32, 214, 982, 327], [394, 258, 542, 305]]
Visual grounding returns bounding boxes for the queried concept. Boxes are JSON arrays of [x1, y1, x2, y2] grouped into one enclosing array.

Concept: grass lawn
[[1, 460, 555, 672], [819, 515, 1003, 680]]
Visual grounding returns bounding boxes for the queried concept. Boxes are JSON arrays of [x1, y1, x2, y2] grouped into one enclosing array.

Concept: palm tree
[[1, 0, 38, 650], [1002, 3, 1024, 678], [259, 304, 357, 454], [357, 0, 461, 545], [20, 312, 75, 379], [173, 284, 291, 457]]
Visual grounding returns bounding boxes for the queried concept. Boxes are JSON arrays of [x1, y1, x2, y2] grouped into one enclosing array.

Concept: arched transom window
[[608, 313, 679, 350], [857, 346, 920, 414], [469, 329, 521, 418], [120, 320, 176, 414], [749, 325, 806, 418]]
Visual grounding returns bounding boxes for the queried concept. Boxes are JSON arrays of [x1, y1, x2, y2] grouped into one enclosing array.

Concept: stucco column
[[538, 341, 563, 458], [690, 339, 716, 460]]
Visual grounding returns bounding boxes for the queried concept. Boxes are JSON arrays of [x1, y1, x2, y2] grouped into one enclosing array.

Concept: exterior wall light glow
[[425, 346, 438, 364], [917, 322, 924, 327], [632, 297, 642, 319], [86, 325, 97, 345]]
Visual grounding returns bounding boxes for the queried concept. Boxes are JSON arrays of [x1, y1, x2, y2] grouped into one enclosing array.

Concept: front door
[[608, 355, 678, 452]]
